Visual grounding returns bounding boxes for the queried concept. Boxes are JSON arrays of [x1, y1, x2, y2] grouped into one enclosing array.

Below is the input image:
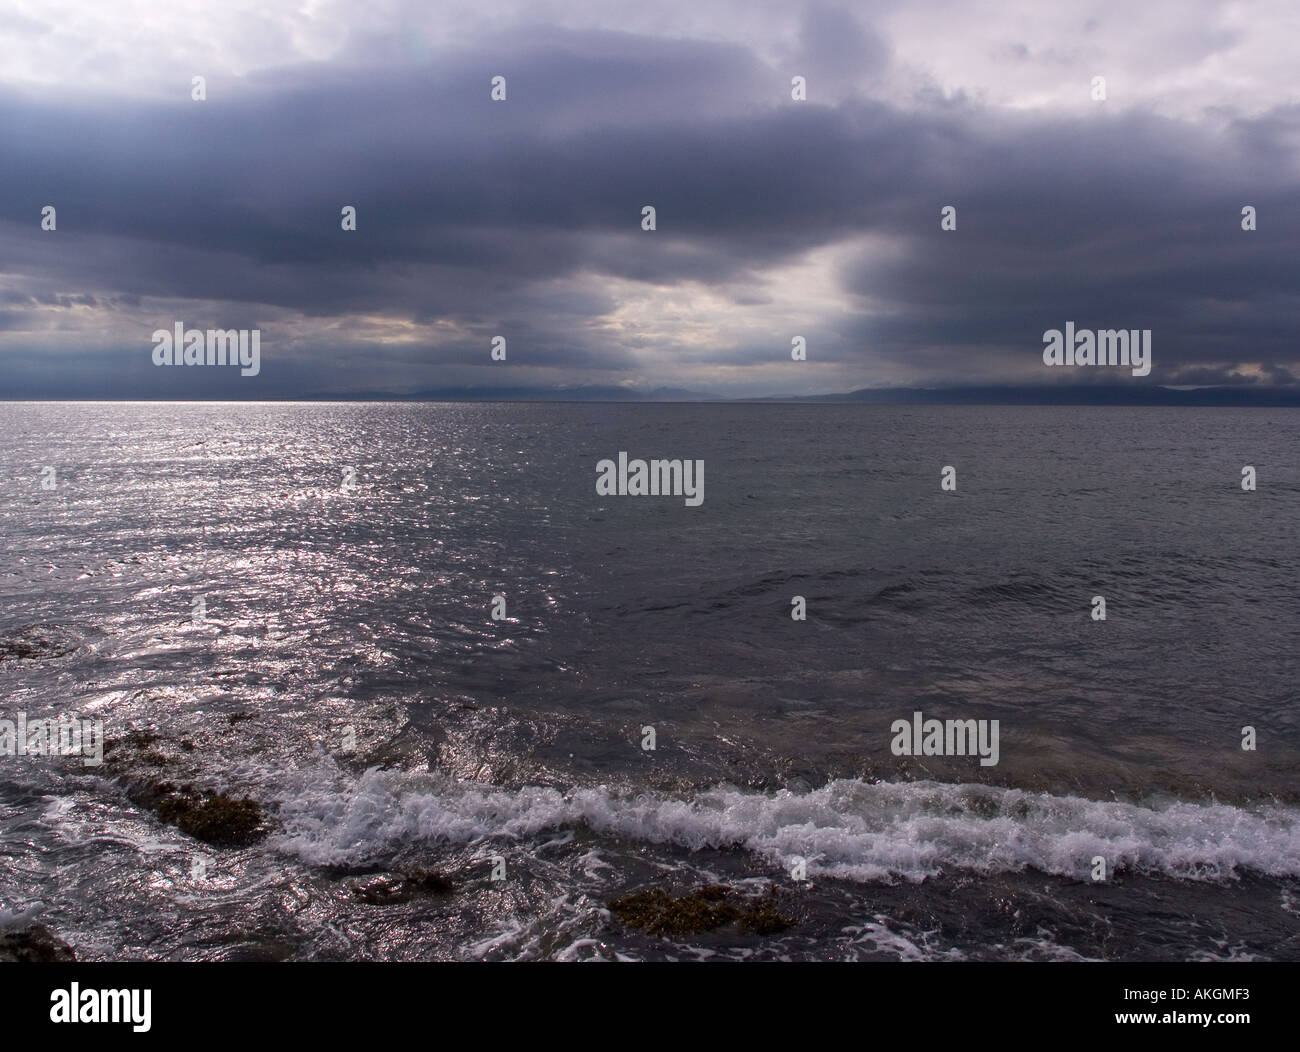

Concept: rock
[[0, 925, 76, 962], [352, 869, 456, 905], [153, 790, 268, 847], [0, 624, 79, 663], [608, 883, 793, 939]]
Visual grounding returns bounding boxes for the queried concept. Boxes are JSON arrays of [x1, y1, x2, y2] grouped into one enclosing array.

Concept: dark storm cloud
[[0, 7, 1297, 397], [830, 109, 1300, 381]]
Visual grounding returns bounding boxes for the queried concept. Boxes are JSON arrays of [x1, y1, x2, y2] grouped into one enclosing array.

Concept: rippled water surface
[[1, 402, 1298, 960]]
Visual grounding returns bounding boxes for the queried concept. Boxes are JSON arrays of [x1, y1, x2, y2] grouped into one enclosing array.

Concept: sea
[[1, 401, 1298, 960]]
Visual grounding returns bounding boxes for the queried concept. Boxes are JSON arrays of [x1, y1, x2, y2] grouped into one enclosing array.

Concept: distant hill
[[744, 385, 1300, 407], [333, 385, 721, 402], [13, 384, 1300, 406]]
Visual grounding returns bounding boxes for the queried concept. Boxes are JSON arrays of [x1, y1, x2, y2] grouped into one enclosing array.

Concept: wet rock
[[125, 729, 161, 748], [155, 790, 268, 847], [103, 728, 161, 760], [0, 924, 76, 962], [105, 729, 271, 847], [0, 624, 79, 663], [608, 883, 794, 939], [127, 780, 268, 847], [135, 750, 173, 767], [352, 869, 456, 905]]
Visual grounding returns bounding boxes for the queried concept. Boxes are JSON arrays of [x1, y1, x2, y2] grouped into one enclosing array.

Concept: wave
[[270, 766, 1300, 883]]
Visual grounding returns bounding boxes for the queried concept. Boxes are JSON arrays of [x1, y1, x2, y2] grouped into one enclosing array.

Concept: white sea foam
[[269, 766, 1300, 883], [0, 904, 46, 930]]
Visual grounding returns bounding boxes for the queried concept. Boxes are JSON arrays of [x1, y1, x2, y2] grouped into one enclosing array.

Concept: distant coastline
[[5, 385, 1300, 406]]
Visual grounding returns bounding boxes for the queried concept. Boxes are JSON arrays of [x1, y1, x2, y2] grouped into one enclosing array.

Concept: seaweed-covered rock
[[608, 883, 793, 939], [154, 790, 268, 847], [0, 924, 76, 962], [353, 869, 456, 905], [101, 727, 161, 762], [0, 623, 80, 663], [106, 729, 271, 847]]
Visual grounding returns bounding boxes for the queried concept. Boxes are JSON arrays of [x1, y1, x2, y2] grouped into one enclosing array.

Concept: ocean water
[[1, 401, 1298, 961]]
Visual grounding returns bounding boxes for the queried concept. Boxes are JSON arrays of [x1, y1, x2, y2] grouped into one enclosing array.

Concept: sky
[[0, 0, 1297, 399]]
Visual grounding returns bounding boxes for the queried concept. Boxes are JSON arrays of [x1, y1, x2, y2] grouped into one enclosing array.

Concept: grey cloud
[[0, 13, 1297, 398]]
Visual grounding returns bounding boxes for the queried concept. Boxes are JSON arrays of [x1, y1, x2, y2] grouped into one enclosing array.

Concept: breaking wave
[[271, 766, 1300, 883]]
